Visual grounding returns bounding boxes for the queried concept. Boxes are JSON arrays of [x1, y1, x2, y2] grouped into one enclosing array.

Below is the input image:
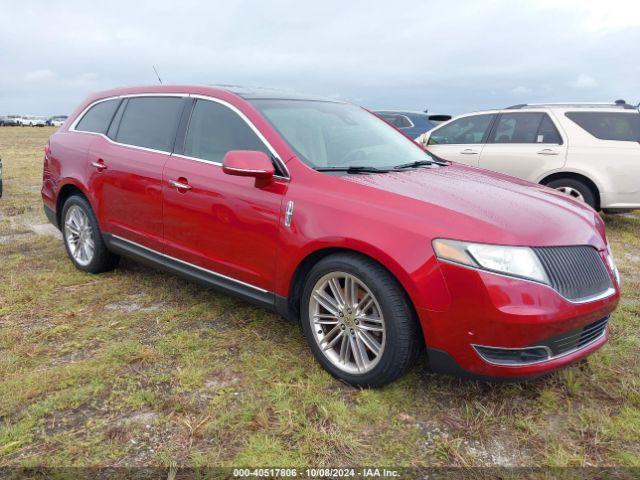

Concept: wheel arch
[[281, 246, 425, 345], [539, 170, 601, 210], [55, 181, 91, 228]]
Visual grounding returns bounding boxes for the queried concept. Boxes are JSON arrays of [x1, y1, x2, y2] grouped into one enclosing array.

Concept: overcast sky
[[1, 0, 639, 116]]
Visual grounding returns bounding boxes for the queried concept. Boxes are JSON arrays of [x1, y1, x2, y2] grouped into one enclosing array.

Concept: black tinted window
[[566, 112, 640, 141], [428, 114, 495, 145], [184, 100, 271, 164], [537, 114, 562, 144], [395, 115, 413, 128], [115, 97, 183, 151], [490, 112, 562, 144], [75, 99, 120, 134]]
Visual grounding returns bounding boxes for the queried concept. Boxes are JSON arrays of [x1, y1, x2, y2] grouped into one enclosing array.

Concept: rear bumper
[[419, 261, 619, 380]]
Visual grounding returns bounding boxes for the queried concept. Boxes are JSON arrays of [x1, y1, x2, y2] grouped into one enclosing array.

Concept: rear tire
[[300, 252, 422, 387], [61, 195, 119, 273], [545, 178, 597, 209]]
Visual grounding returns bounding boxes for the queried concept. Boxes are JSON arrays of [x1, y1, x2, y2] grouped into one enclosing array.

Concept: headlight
[[606, 243, 620, 285], [432, 239, 549, 284]]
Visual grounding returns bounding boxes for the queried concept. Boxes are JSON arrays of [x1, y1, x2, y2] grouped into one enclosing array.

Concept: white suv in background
[[417, 101, 640, 212]]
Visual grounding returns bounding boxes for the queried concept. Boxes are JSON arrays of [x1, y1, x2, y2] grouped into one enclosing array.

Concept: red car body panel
[[87, 136, 167, 252], [42, 85, 620, 380], [162, 155, 287, 291]]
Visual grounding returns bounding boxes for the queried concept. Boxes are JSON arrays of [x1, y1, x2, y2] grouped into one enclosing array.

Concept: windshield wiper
[[314, 166, 390, 174], [393, 159, 448, 169]]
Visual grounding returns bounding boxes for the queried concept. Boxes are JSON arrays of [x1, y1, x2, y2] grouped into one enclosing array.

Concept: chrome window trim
[[69, 129, 175, 156], [69, 93, 188, 133], [438, 258, 616, 304], [189, 94, 290, 179], [397, 114, 415, 129], [69, 93, 290, 180], [377, 112, 415, 129], [112, 234, 269, 293], [472, 324, 607, 367]]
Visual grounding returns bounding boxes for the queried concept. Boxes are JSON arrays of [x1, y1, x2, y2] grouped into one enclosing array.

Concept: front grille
[[533, 246, 612, 301], [531, 316, 609, 356]]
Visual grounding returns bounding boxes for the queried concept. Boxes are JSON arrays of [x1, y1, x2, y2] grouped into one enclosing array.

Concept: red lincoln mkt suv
[[41, 85, 620, 386]]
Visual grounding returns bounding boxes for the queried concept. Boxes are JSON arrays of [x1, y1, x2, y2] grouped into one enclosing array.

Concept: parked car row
[[417, 101, 640, 213], [41, 85, 621, 386], [0, 115, 67, 126]]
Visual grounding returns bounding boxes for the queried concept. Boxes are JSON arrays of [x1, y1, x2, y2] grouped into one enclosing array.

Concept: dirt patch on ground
[[464, 436, 528, 467], [30, 222, 62, 239], [104, 295, 167, 313]]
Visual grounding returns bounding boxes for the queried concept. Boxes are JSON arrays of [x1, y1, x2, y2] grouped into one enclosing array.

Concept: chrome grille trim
[[474, 316, 609, 367], [533, 246, 613, 302]]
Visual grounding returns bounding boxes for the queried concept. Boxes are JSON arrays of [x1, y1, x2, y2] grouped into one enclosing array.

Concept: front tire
[[300, 252, 422, 387], [545, 178, 597, 209], [61, 195, 119, 273]]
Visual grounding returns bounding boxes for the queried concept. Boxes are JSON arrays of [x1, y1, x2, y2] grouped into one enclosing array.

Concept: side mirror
[[222, 150, 275, 187]]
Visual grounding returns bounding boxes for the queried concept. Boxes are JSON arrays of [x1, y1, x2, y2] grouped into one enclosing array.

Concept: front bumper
[[419, 260, 619, 379]]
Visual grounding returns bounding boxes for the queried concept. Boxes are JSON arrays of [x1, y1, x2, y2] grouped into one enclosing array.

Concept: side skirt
[[103, 233, 276, 310]]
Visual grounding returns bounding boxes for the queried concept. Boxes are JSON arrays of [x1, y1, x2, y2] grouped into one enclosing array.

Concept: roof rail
[[505, 100, 637, 110]]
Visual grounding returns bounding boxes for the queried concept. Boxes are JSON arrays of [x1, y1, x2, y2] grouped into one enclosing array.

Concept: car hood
[[342, 162, 607, 248]]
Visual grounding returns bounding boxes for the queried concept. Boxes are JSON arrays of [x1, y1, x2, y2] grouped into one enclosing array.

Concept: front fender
[[274, 183, 453, 313]]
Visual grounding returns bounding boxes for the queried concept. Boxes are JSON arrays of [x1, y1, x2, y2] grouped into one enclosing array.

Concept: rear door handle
[[460, 148, 478, 155], [537, 149, 559, 155], [91, 160, 107, 171], [169, 179, 192, 191]]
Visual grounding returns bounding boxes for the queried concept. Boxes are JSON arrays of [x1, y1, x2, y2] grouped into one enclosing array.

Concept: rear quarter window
[[565, 111, 640, 141], [75, 99, 120, 134]]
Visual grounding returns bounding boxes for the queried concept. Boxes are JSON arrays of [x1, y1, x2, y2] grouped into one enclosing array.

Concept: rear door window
[[565, 112, 640, 141], [115, 97, 184, 151], [489, 112, 562, 144], [428, 114, 496, 145], [75, 99, 120, 134], [183, 99, 273, 165]]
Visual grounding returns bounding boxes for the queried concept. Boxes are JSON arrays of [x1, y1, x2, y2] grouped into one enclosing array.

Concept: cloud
[[68, 72, 99, 86], [568, 74, 599, 88], [1, 1, 639, 115], [509, 86, 533, 95], [25, 69, 56, 82]]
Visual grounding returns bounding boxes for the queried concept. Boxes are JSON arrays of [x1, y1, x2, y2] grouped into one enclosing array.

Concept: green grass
[[0, 127, 639, 467]]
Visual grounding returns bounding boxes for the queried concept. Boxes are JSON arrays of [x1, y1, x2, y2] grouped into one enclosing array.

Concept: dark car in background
[[375, 110, 451, 139], [0, 115, 21, 126]]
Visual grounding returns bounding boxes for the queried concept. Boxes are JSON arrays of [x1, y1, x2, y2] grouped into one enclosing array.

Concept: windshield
[[251, 100, 437, 169]]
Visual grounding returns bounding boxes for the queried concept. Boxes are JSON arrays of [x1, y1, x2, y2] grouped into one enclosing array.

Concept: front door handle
[[460, 148, 478, 155], [91, 160, 107, 171], [537, 149, 559, 155], [169, 179, 192, 191]]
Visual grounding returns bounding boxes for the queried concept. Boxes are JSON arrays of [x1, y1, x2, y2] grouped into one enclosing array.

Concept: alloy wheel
[[64, 205, 95, 266], [309, 272, 386, 374], [555, 186, 585, 202]]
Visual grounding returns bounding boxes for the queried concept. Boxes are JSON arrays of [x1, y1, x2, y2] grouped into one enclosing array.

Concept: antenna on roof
[[152, 65, 163, 85]]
